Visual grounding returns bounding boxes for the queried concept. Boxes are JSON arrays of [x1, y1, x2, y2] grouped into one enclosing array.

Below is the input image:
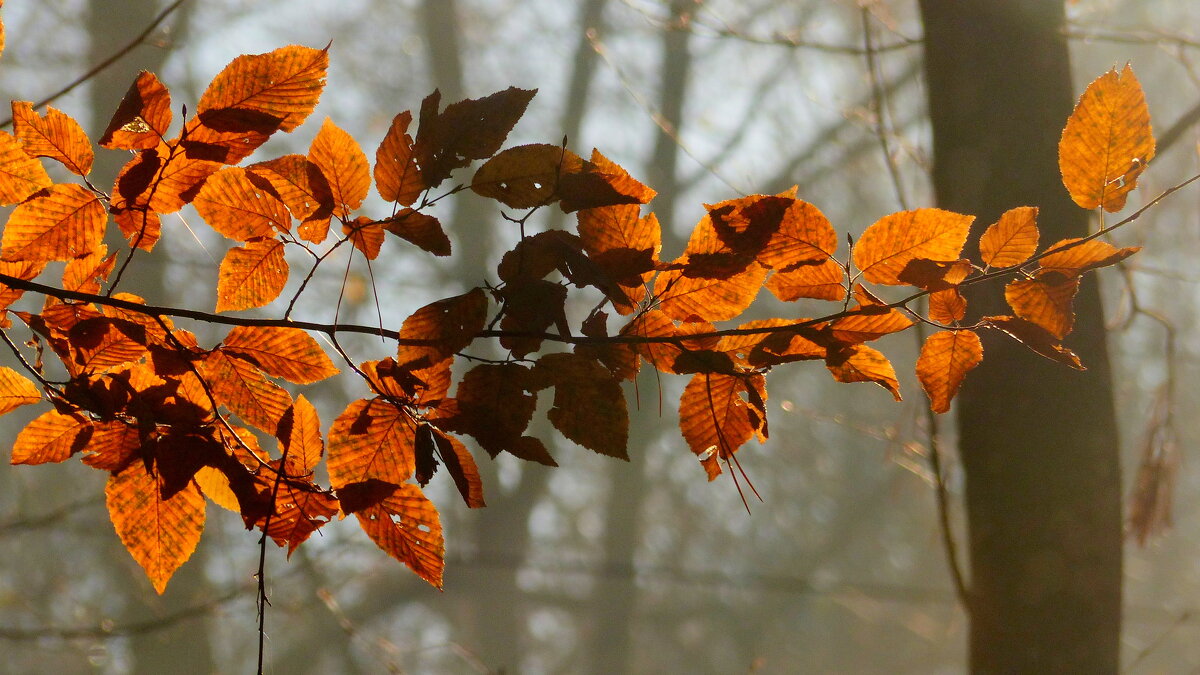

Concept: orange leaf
[[825, 344, 902, 400], [928, 288, 967, 324], [0, 259, 46, 313], [718, 318, 827, 367], [11, 409, 88, 464], [355, 483, 444, 588], [916, 330, 983, 414], [0, 130, 51, 204], [187, 45, 329, 164], [829, 302, 913, 344], [112, 206, 162, 251], [413, 87, 536, 188], [1059, 64, 1155, 212], [68, 317, 150, 373], [62, 245, 115, 293], [576, 205, 660, 314], [379, 209, 451, 256], [309, 118, 370, 218], [278, 394, 323, 474], [531, 353, 628, 459], [765, 258, 846, 302], [0, 183, 105, 262], [105, 462, 205, 594], [216, 238, 288, 312], [342, 216, 384, 260], [853, 208, 973, 285], [247, 154, 334, 243], [100, 71, 173, 150], [396, 287, 487, 368], [112, 143, 221, 214], [1005, 274, 1079, 339], [1038, 238, 1139, 277], [81, 419, 142, 471], [557, 149, 656, 213], [678, 372, 767, 481], [222, 326, 339, 384], [201, 349, 293, 433], [0, 366, 40, 415], [327, 398, 416, 489], [984, 315, 1084, 369], [424, 425, 485, 508], [758, 198, 838, 270], [657, 258, 766, 323], [375, 110, 425, 205], [471, 143, 582, 208], [11, 102, 93, 176], [193, 167, 290, 240], [979, 206, 1039, 268]]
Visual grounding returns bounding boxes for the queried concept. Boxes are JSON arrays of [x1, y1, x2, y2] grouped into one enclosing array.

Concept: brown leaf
[[983, 315, 1084, 369], [222, 326, 339, 384], [1060, 64, 1155, 212], [1005, 274, 1080, 339], [355, 484, 444, 588], [413, 87, 536, 187], [471, 143, 583, 208], [378, 209, 451, 256], [395, 287, 487, 368], [309, 118, 370, 218], [374, 110, 425, 205], [678, 372, 767, 481], [916, 330, 983, 413], [327, 398, 417, 489], [441, 363, 538, 459], [1038, 238, 1139, 277], [342, 216, 385, 260], [193, 167, 291, 240], [531, 353, 629, 459], [825, 344, 902, 401], [556, 149, 656, 213]]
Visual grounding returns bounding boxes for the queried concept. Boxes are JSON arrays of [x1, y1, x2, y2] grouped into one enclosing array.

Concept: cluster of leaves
[[0, 43, 1154, 593]]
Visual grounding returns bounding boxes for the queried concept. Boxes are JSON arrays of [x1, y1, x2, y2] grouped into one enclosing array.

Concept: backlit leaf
[[916, 330, 983, 413], [576, 204, 661, 314], [471, 143, 582, 208], [1059, 64, 1155, 212], [342, 216, 385, 260], [758, 198, 838, 269], [375, 110, 424, 205], [11, 409, 88, 464], [1, 183, 105, 262], [111, 206, 161, 251], [222, 326, 339, 384], [112, 143, 221, 214], [557, 149, 656, 213], [441, 363, 537, 458], [1038, 238, 1139, 277], [765, 258, 846, 302], [0, 130, 51, 204], [0, 366, 39, 415], [928, 288, 967, 324], [215, 238, 288, 312], [201, 349, 293, 433], [355, 483, 444, 588], [11, 102, 93, 176], [679, 372, 767, 481], [81, 419, 142, 471], [100, 71, 172, 150], [984, 315, 1084, 369], [426, 424, 485, 508], [396, 287, 487, 368], [309, 118, 370, 218], [378, 209, 451, 256], [105, 462, 205, 594], [0, 259, 46, 313], [278, 394, 323, 474], [825, 344, 902, 401], [657, 258, 766, 323], [62, 245, 115, 293], [247, 154, 334, 242], [853, 208, 973, 285], [1005, 275, 1079, 339], [327, 398, 416, 489], [193, 167, 290, 240], [979, 206, 1039, 268]]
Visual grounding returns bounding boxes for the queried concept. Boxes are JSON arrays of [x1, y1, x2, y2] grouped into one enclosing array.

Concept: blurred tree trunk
[[83, 2, 213, 673], [918, 1, 1123, 672]]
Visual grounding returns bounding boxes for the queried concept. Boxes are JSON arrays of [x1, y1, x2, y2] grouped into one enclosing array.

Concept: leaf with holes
[[355, 483, 444, 588]]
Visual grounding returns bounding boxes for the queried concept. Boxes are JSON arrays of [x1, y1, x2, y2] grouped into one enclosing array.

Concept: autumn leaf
[[216, 237, 288, 312], [100, 71, 172, 150], [11, 102, 94, 176], [916, 330, 983, 413], [765, 258, 846, 302], [1059, 64, 1155, 212], [421, 424, 485, 508], [247, 154, 334, 243], [378, 209, 451, 256], [201, 349, 294, 433], [471, 143, 582, 208], [327, 398, 417, 489], [375, 110, 424, 205], [1005, 274, 1080, 339], [1, 183, 105, 262], [1038, 238, 1139, 277], [395, 287, 488, 368], [656, 258, 766, 323], [342, 216, 385, 260], [309, 118, 370, 218], [983, 315, 1084, 369], [825, 344, 902, 401], [979, 206, 1039, 268], [222, 326, 339, 384], [718, 319, 827, 367], [112, 143, 221, 214], [112, 206, 162, 252], [106, 462, 205, 594], [679, 372, 767, 481], [576, 205, 661, 314], [531, 353, 629, 459], [355, 483, 444, 588], [0, 130, 51, 204], [853, 208, 973, 285], [556, 149, 656, 213], [81, 419, 142, 472], [0, 259, 46, 314], [928, 288, 968, 324], [439, 363, 538, 459], [11, 409, 89, 464], [0, 366, 40, 415], [68, 317, 150, 372], [193, 167, 291, 240], [413, 87, 536, 187], [62, 245, 115, 293], [276, 394, 324, 474]]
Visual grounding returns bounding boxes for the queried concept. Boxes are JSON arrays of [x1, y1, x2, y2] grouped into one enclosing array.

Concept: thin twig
[[0, 0, 191, 128]]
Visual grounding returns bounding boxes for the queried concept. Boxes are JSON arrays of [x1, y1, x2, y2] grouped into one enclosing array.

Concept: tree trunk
[[918, 1, 1123, 672]]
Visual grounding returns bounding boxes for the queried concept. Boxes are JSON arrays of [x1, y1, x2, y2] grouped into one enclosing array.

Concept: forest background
[[1, 0, 1199, 673]]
